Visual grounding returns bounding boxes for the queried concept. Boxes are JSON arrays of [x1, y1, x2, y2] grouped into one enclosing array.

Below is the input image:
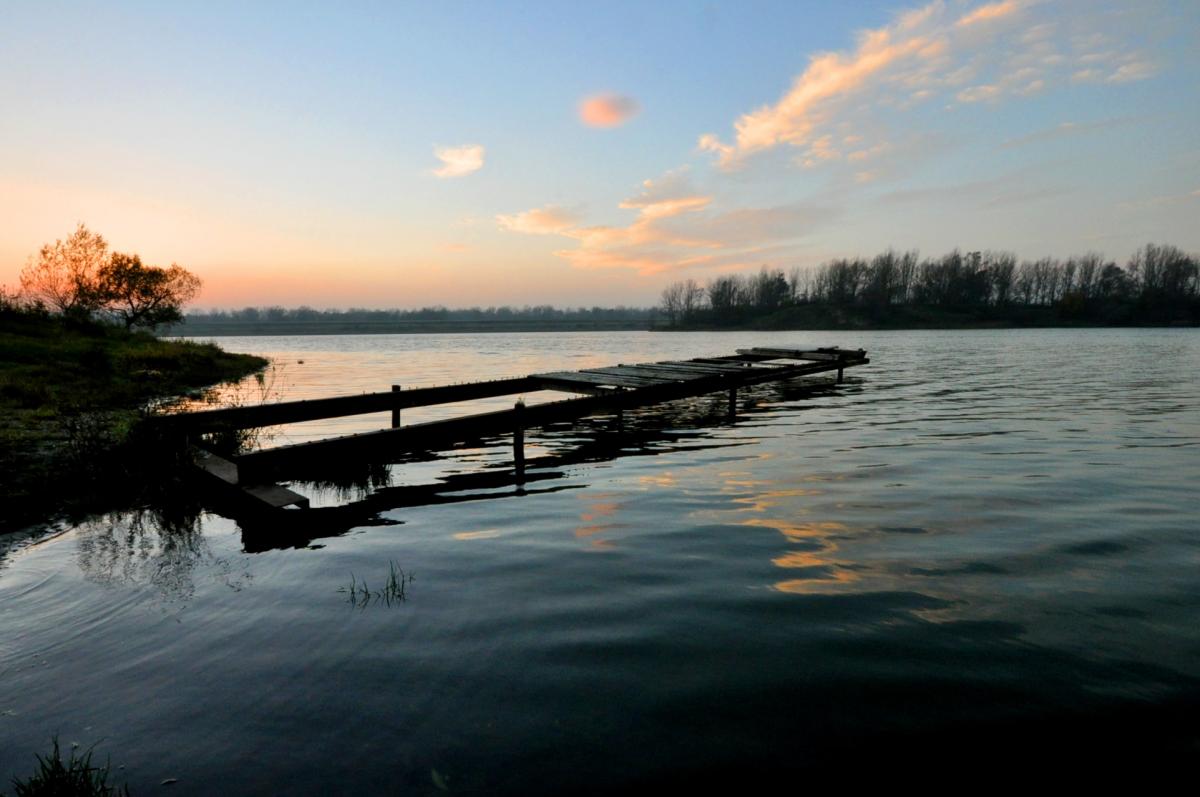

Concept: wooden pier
[[155, 346, 869, 523]]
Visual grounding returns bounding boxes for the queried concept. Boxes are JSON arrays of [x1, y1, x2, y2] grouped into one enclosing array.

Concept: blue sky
[[1, 0, 1197, 307]]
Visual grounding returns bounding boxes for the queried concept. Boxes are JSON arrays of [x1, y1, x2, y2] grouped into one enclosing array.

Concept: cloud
[[578, 93, 640, 128], [617, 168, 712, 219], [496, 205, 580, 235], [503, 1, 1168, 281], [957, 84, 1001, 103], [1106, 60, 1156, 83], [499, 169, 834, 274], [697, 24, 931, 167], [999, 116, 1133, 148], [698, 0, 1156, 169], [878, 171, 1066, 209], [431, 144, 485, 178], [1116, 190, 1200, 211], [956, 0, 1020, 28]]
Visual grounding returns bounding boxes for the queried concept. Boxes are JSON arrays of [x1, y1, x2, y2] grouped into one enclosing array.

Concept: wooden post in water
[[837, 365, 844, 383], [728, 386, 737, 420], [616, 407, 624, 433], [391, 385, 401, 428], [513, 400, 526, 482]]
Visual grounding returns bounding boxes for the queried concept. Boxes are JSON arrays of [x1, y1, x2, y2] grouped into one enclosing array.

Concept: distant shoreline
[[166, 320, 654, 336], [166, 318, 1197, 337]]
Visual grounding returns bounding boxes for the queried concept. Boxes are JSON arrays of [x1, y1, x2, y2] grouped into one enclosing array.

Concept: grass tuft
[[9, 736, 130, 796]]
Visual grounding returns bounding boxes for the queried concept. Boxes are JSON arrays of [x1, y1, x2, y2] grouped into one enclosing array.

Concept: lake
[[2, 329, 1198, 791]]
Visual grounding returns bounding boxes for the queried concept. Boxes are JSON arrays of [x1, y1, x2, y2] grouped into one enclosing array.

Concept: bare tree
[[680, 278, 704, 319], [659, 281, 686, 326], [19, 223, 109, 315]]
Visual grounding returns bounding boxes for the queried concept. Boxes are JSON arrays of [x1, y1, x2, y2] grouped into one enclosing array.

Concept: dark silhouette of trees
[[750, 266, 790, 310], [656, 244, 1199, 328], [1129, 244, 1199, 320], [99, 253, 202, 329], [180, 304, 655, 333], [660, 279, 702, 326], [18, 225, 203, 330], [706, 275, 744, 319]]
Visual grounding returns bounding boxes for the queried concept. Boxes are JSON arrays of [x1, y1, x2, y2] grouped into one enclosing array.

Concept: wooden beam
[[736, 347, 867, 362], [190, 446, 311, 511], [654, 361, 772, 375], [149, 376, 539, 432], [532, 371, 641, 390], [600, 364, 702, 381], [574, 369, 673, 389], [688, 357, 759, 366], [530, 375, 620, 395], [244, 484, 310, 509]]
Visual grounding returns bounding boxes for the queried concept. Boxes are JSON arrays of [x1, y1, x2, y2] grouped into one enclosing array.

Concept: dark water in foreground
[[2, 330, 1199, 791]]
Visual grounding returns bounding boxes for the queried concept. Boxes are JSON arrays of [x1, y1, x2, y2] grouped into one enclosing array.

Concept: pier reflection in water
[[205, 376, 845, 551], [2, 329, 1199, 792]]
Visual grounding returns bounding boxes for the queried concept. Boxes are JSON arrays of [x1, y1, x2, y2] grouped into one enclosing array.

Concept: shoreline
[[167, 319, 1198, 337], [1, 315, 267, 534]]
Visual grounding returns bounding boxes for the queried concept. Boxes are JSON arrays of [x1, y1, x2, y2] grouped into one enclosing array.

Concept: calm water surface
[[2, 329, 1198, 790]]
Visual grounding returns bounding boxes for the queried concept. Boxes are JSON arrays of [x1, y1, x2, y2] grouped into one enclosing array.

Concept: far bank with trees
[[657, 244, 1200, 329]]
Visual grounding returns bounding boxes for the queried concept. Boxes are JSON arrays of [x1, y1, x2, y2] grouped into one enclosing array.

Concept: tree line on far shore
[[182, 304, 653, 327], [3, 224, 200, 330], [658, 244, 1200, 328]]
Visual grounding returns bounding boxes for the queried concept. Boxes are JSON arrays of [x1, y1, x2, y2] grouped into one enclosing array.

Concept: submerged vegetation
[[7, 736, 130, 797], [338, 561, 413, 607], [1, 227, 267, 533], [657, 244, 1200, 329]]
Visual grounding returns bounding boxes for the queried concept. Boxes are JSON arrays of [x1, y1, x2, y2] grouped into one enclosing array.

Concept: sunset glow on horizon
[[2, 0, 1197, 309]]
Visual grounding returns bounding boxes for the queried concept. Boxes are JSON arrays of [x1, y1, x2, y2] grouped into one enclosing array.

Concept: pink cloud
[[698, 11, 941, 167], [956, 0, 1020, 28], [697, 0, 1154, 169], [578, 93, 640, 128], [499, 169, 833, 275], [496, 205, 579, 235]]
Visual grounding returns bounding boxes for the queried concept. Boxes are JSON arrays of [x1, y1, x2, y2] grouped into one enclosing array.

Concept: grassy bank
[[1, 309, 267, 533]]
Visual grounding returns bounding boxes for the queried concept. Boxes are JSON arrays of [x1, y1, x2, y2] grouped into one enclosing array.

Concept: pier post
[[837, 366, 844, 383], [616, 407, 624, 433], [728, 386, 737, 420], [513, 400, 526, 482], [391, 385, 401, 428]]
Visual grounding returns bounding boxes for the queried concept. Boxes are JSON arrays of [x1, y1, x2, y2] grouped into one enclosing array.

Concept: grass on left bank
[[6, 736, 130, 797], [0, 303, 266, 533]]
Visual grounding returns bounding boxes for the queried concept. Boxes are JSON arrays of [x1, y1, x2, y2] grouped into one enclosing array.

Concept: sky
[[1, 0, 1197, 309]]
